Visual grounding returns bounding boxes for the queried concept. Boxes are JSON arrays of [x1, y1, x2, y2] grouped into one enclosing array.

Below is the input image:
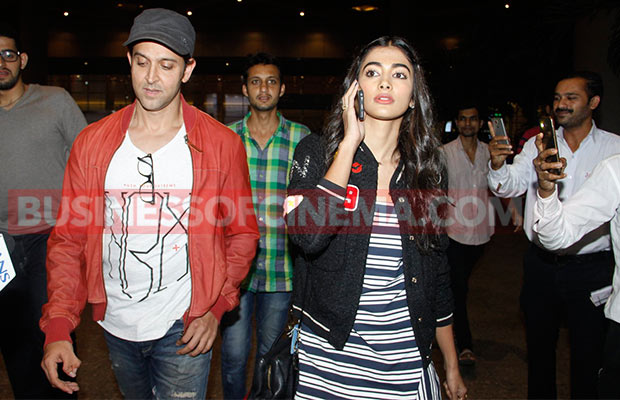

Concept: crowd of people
[[1, 6, 619, 400]]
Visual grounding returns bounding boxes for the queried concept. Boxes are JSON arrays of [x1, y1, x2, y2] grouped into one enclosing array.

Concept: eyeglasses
[[0, 49, 20, 63], [137, 154, 155, 204]]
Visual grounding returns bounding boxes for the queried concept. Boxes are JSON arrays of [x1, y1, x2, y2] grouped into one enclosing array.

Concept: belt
[[532, 244, 613, 265]]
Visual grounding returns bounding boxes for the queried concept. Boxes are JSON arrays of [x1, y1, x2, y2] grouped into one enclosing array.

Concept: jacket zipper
[[183, 134, 200, 329], [99, 134, 126, 319], [185, 135, 203, 153]]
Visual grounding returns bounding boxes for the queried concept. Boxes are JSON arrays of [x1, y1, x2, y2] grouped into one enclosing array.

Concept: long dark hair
[[322, 36, 446, 251]]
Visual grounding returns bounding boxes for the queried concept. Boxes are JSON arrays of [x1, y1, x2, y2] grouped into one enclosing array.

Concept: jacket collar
[[356, 141, 406, 188]]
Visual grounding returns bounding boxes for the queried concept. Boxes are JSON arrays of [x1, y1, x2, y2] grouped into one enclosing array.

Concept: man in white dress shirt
[[441, 104, 493, 367], [487, 71, 620, 399], [532, 134, 620, 399]]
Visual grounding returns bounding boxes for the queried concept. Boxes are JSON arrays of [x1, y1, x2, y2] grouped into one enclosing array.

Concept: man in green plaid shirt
[[221, 52, 310, 399]]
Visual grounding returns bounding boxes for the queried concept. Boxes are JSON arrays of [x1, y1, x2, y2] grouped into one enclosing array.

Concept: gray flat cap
[[123, 8, 196, 57]]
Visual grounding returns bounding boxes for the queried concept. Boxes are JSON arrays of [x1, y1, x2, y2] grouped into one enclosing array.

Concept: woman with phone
[[285, 36, 467, 399]]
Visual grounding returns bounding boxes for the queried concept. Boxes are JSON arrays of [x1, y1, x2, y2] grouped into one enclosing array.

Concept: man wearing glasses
[[39, 9, 259, 398], [0, 24, 86, 398]]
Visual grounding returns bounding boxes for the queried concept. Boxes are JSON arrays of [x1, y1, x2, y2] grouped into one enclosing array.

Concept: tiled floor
[[0, 231, 570, 399]]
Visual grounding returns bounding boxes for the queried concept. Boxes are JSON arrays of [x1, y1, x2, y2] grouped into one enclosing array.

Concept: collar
[[240, 111, 287, 139], [355, 141, 406, 186], [455, 135, 482, 152], [557, 120, 598, 148], [586, 120, 600, 144]]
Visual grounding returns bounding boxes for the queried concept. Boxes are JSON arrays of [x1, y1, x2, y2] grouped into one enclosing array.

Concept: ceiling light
[[187, 10, 193, 16], [352, 5, 379, 12], [63, 11, 69, 16], [299, 11, 305, 16], [505, 3, 510, 8]]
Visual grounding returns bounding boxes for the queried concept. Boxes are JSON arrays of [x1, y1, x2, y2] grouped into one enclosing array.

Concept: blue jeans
[[220, 290, 291, 399], [103, 319, 212, 400]]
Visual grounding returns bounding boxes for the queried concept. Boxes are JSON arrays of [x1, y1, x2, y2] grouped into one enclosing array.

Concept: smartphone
[[539, 116, 561, 175], [356, 89, 365, 121], [490, 117, 509, 145]]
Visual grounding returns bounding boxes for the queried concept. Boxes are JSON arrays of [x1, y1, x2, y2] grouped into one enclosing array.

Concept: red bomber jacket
[[40, 97, 259, 345]]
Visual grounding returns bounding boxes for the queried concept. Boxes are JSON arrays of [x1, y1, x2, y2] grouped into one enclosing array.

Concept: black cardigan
[[286, 134, 454, 368]]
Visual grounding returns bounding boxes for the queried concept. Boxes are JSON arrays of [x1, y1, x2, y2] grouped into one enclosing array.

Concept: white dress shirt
[[441, 137, 494, 245], [533, 154, 620, 323], [487, 121, 620, 254]]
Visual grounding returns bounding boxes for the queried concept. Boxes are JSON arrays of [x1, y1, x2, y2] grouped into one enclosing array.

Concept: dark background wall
[[5, 0, 620, 135]]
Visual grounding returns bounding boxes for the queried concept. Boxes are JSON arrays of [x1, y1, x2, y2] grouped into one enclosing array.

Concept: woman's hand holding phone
[[325, 81, 366, 187], [341, 80, 365, 150]]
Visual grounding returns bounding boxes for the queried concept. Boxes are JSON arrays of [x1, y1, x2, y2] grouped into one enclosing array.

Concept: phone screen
[[539, 116, 561, 174], [356, 89, 365, 121], [490, 117, 509, 144]]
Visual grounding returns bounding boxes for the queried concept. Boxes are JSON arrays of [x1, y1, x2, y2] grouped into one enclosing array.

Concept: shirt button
[[398, 197, 405, 203], [411, 277, 418, 284], [418, 317, 423, 322], [259, 217, 264, 222], [409, 235, 415, 241]]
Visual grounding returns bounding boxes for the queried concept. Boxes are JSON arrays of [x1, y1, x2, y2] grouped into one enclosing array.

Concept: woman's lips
[[374, 94, 394, 104]]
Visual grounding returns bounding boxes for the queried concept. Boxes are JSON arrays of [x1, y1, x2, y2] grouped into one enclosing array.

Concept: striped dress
[[295, 201, 442, 400]]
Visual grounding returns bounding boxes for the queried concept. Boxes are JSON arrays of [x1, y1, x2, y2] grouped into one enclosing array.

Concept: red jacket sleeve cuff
[[43, 318, 75, 347], [210, 295, 232, 322]]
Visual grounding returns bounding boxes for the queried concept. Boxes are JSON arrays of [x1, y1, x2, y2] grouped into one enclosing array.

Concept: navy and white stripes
[[295, 202, 441, 399]]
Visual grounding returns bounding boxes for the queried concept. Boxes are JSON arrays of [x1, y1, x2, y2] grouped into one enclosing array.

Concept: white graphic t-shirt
[[99, 125, 193, 341]]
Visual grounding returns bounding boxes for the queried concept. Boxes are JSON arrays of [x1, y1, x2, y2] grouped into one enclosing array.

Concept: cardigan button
[[411, 277, 417, 284], [418, 317, 423, 322], [409, 235, 415, 241], [398, 197, 405, 203]]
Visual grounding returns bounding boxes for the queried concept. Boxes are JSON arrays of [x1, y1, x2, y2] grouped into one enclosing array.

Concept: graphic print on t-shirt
[[104, 190, 190, 302]]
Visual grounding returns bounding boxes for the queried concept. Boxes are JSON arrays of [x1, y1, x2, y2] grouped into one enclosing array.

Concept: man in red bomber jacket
[[39, 8, 259, 399]]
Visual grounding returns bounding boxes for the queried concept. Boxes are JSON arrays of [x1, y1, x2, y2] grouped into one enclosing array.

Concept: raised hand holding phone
[[533, 131, 566, 198], [325, 80, 366, 188], [488, 117, 513, 170], [490, 117, 509, 144], [341, 80, 365, 148]]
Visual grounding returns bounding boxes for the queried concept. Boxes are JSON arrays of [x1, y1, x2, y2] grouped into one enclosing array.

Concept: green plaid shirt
[[229, 112, 310, 292]]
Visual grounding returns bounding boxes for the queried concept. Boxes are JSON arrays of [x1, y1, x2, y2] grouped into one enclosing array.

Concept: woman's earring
[[409, 102, 416, 109]]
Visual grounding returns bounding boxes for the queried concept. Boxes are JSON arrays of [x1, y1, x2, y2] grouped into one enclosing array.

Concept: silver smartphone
[[490, 116, 509, 145]]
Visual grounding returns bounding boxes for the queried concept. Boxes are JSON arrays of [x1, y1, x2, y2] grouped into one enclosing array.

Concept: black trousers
[[0, 233, 75, 399], [598, 319, 620, 398], [447, 238, 485, 352], [521, 244, 613, 399]]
